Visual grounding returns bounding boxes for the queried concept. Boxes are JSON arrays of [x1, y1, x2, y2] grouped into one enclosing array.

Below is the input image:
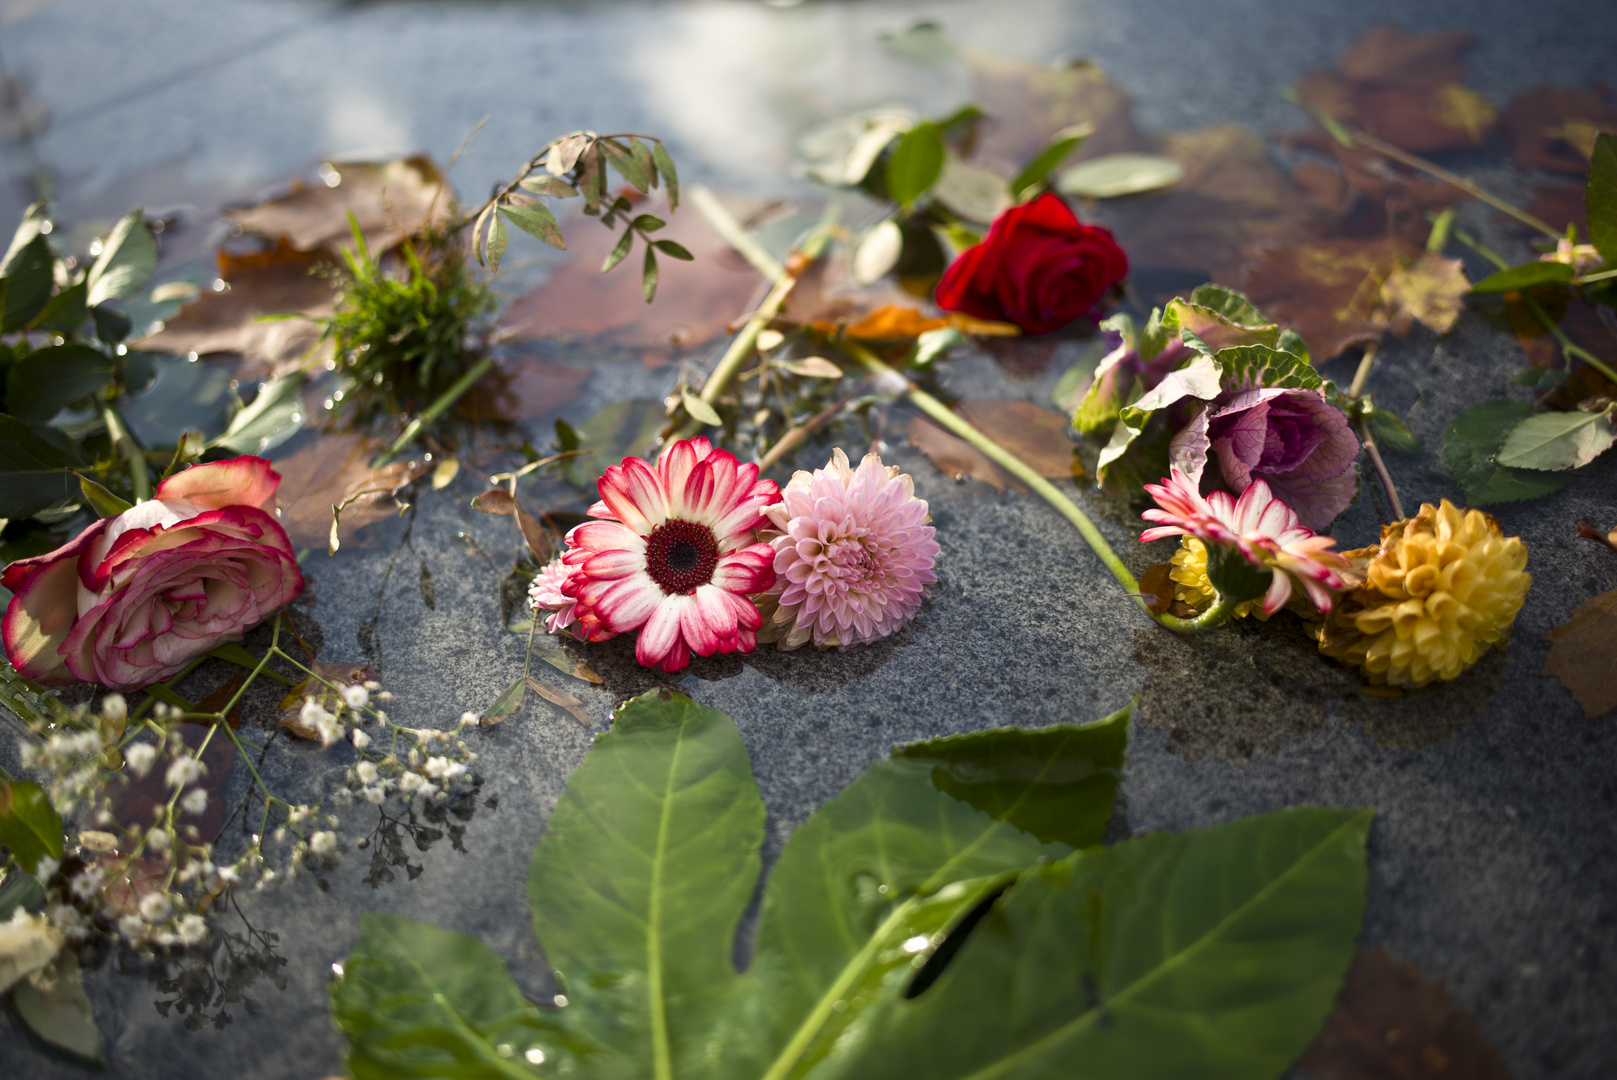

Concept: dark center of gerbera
[[644, 519, 720, 595]]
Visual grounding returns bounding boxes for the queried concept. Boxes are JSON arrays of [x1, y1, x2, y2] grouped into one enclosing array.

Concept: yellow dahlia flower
[[1316, 501, 1530, 688], [1168, 538, 1269, 620]]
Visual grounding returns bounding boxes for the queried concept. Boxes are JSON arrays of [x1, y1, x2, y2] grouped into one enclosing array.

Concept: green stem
[[1350, 129, 1560, 240], [844, 342, 1228, 633], [372, 354, 497, 469], [1577, 266, 1617, 285], [101, 401, 150, 502], [691, 185, 785, 283]]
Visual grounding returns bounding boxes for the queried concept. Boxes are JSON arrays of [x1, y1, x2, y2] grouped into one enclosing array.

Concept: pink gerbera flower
[[560, 437, 780, 672], [528, 557, 579, 637], [758, 449, 940, 650], [1141, 467, 1348, 615]]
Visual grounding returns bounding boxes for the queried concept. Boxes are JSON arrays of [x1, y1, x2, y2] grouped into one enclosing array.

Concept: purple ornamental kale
[[1169, 386, 1359, 531]]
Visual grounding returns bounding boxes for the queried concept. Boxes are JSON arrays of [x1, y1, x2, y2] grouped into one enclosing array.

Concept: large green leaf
[[12, 952, 104, 1064], [823, 807, 1372, 1080], [0, 235, 54, 333], [85, 209, 157, 307], [1442, 400, 1571, 505], [529, 691, 767, 1080], [722, 707, 1131, 1080], [334, 912, 593, 1079], [207, 373, 305, 455], [0, 412, 85, 519], [0, 780, 64, 874], [6, 344, 113, 421], [887, 122, 945, 208], [1591, 132, 1617, 264], [1495, 406, 1615, 470]]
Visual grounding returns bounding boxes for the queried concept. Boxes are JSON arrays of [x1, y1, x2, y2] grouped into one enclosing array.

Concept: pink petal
[[153, 456, 280, 512]]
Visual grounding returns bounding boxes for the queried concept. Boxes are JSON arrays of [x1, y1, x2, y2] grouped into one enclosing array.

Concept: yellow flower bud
[[1316, 501, 1530, 688]]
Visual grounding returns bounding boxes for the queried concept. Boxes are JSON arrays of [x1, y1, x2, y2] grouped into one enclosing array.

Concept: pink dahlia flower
[[528, 557, 579, 637], [560, 437, 779, 672], [757, 449, 939, 650], [1141, 467, 1348, 615]]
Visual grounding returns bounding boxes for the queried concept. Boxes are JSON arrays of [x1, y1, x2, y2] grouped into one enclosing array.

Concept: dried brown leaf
[[526, 676, 590, 727], [1239, 236, 1414, 361], [965, 53, 1146, 176], [1138, 563, 1174, 615], [272, 432, 424, 549], [137, 239, 337, 378], [1380, 252, 1470, 335], [517, 510, 551, 562], [471, 489, 516, 516], [906, 416, 1016, 491], [226, 156, 449, 254], [1298, 947, 1512, 1080], [954, 400, 1081, 479], [1501, 86, 1617, 175], [1542, 586, 1617, 719]]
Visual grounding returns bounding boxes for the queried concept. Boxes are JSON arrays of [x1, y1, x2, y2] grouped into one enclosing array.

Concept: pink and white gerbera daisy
[[1141, 468, 1348, 615], [758, 449, 939, 650], [528, 557, 579, 637], [560, 437, 780, 672]]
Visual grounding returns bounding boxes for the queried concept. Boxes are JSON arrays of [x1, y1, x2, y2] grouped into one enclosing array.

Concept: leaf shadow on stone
[[1134, 614, 1507, 763], [742, 620, 918, 694]]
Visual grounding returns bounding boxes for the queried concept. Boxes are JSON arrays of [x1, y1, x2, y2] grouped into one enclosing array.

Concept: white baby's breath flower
[[34, 856, 59, 883], [123, 742, 157, 778], [309, 831, 337, 858], [459, 711, 479, 728], [181, 788, 209, 816], [355, 761, 378, 785], [342, 684, 369, 710], [176, 914, 208, 946], [399, 772, 427, 796], [363, 787, 385, 805], [165, 756, 202, 789], [351, 729, 370, 751], [147, 828, 172, 854], [138, 893, 172, 923], [69, 867, 103, 902], [118, 913, 147, 942], [100, 693, 127, 725]]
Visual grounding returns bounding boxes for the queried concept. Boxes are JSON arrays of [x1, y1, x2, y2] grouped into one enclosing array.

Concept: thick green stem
[[844, 342, 1230, 633], [101, 401, 150, 502], [372, 354, 497, 469]]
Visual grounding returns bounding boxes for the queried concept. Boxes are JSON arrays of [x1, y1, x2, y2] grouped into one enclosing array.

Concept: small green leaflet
[[602, 227, 636, 274], [643, 243, 659, 303], [1589, 132, 1617, 264], [681, 389, 721, 427], [502, 202, 566, 251], [1442, 400, 1570, 505], [1057, 152, 1183, 199], [1009, 124, 1089, 199], [1367, 405, 1419, 454], [75, 473, 132, 517], [886, 122, 946, 208], [652, 142, 681, 210], [486, 213, 510, 273], [0, 780, 65, 874], [480, 676, 525, 725], [1468, 261, 1575, 294], [1496, 406, 1615, 470]]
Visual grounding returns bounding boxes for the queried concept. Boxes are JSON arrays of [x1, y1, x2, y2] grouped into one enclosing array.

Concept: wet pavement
[[2, 1, 1616, 1077]]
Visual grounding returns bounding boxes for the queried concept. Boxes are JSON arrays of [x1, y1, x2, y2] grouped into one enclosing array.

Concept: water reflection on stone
[[355, 780, 487, 889], [133, 897, 287, 1032]]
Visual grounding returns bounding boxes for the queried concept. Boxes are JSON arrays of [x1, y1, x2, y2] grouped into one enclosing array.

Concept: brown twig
[[1576, 522, 1617, 555]]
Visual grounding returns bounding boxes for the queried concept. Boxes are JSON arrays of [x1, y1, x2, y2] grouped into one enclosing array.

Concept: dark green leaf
[[479, 676, 525, 726], [600, 138, 652, 193], [886, 122, 946, 208], [554, 417, 580, 453], [0, 202, 48, 275], [652, 239, 693, 261], [0, 412, 85, 519], [601, 227, 636, 274], [209, 373, 305, 456], [1469, 260, 1576, 294], [0, 780, 64, 873], [630, 138, 658, 192], [7, 344, 113, 421], [1367, 405, 1419, 454], [501, 201, 566, 251], [529, 691, 766, 1075], [85, 209, 157, 307], [828, 808, 1372, 1080], [1589, 131, 1617, 264], [76, 472, 132, 517], [90, 303, 133, 345], [27, 281, 87, 336], [1442, 400, 1571, 505], [335, 912, 590, 1079], [632, 214, 666, 233], [1, 236, 53, 333], [0, 869, 45, 920], [12, 953, 104, 1064], [1010, 128, 1088, 199], [486, 213, 510, 273], [518, 175, 580, 199], [651, 142, 680, 210], [1276, 328, 1313, 365], [726, 708, 1130, 1079], [578, 145, 605, 215], [641, 244, 659, 303]]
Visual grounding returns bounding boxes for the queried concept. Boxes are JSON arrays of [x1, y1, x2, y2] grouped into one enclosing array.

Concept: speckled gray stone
[[1, 1, 1615, 1078]]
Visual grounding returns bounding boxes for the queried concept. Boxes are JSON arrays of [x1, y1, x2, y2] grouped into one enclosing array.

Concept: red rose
[[2, 457, 304, 691], [934, 192, 1128, 334]]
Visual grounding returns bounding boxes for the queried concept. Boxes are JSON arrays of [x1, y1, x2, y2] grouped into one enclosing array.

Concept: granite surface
[[1, 1, 1615, 1077]]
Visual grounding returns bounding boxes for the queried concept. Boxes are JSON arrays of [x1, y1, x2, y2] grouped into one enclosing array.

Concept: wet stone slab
[[2, 1, 1617, 1078]]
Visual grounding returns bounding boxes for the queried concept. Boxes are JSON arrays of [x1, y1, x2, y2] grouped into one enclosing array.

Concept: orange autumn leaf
[[1542, 587, 1617, 719], [837, 304, 950, 341]]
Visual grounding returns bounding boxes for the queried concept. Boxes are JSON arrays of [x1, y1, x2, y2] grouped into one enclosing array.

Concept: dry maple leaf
[[498, 191, 763, 366], [137, 239, 337, 378], [1542, 587, 1617, 719], [1239, 236, 1415, 361], [907, 416, 1015, 491], [227, 155, 450, 254], [1299, 947, 1511, 1080], [271, 432, 424, 549], [953, 400, 1082, 479], [1501, 85, 1617, 175], [1380, 252, 1470, 335]]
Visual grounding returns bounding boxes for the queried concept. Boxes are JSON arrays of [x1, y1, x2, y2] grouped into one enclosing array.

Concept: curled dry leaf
[[954, 400, 1082, 479], [278, 662, 379, 739], [137, 239, 337, 378], [226, 156, 450, 254], [1542, 587, 1617, 719], [1298, 947, 1511, 1080], [498, 191, 759, 365], [906, 415, 1015, 491], [272, 432, 425, 549], [526, 676, 590, 727], [470, 489, 515, 516]]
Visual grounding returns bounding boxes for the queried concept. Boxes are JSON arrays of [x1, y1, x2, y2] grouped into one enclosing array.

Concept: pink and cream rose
[[2, 456, 304, 691]]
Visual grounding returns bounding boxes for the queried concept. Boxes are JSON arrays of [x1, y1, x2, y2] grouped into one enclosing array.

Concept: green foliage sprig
[[333, 690, 1373, 1080]]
